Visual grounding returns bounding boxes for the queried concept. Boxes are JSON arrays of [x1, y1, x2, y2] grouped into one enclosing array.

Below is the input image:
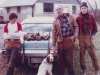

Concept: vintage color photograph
[[0, 0, 100, 75]]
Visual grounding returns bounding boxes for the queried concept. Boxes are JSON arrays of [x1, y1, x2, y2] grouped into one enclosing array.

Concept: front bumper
[[0, 48, 57, 67]]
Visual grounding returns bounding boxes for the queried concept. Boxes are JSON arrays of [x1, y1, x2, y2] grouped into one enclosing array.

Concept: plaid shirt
[[81, 15, 90, 34], [59, 14, 72, 37], [76, 13, 98, 35]]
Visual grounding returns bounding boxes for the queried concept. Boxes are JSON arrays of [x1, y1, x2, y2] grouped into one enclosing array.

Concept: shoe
[[94, 71, 100, 75], [6, 67, 14, 75], [82, 74, 86, 75], [92, 69, 95, 75], [82, 70, 86, 75]]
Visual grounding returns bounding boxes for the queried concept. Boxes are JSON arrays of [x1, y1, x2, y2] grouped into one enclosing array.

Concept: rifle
[[90, 30, 94, 75], [21, 35, 25, 75], [47, 32, 50, 54]]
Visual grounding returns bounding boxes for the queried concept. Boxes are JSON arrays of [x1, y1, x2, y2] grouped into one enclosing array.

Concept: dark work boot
[[58, 72, 64, 75], [58, 70, 65, 75], [6, 67, 14, 75], [68, 71, 75, 75], [68, 72, 75, 75]]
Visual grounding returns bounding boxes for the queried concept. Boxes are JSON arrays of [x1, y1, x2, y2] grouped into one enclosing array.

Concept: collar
[[79, 12, 90, 19], [56, 13, 70, 19]]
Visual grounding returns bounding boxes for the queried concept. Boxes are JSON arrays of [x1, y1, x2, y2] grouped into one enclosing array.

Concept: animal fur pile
[[24, 33, 50, 41]]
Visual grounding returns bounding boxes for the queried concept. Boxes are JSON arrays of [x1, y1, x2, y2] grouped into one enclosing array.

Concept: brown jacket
[[52, 13, 79, 46]]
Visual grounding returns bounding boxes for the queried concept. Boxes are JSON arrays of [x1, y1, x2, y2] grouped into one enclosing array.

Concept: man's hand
[[52, 46, 57, 54], [92, 35, 95, 40], [71, 34, 78, 41], [74, 34, 78, 38], [70, 35, 75, 41]]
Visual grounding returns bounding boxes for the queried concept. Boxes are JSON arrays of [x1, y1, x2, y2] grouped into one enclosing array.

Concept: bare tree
[[86, 0, 98, 21], [76, 0, 81, 5]]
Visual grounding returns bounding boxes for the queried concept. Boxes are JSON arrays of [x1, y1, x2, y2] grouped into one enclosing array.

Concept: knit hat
[[80, 2, 88, 8]]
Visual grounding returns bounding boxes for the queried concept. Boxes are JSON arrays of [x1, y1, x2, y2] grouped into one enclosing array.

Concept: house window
[[43, 3, 54, 12], [17, 7, 20, 13], [7, 7, 10, 14], [72, 6, 76, 14]]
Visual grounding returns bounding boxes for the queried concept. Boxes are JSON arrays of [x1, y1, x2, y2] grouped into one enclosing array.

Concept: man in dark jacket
[[76, 2, 100, 75]]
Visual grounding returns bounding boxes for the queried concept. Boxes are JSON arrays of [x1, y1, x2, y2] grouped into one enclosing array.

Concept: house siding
[[21, 6, 28, 14], [1, 0, 80, 22], [34, 3, 43, 16], [37, 0, 79, 4], [34, 3, 80, 17], [3, 6, 28, 22]]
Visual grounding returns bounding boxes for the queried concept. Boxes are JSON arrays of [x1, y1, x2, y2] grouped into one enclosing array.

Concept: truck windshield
[[22, 23, 52, 33]]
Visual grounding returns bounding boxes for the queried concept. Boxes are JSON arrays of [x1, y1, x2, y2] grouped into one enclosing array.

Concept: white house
[[0, 0, 80, 22]]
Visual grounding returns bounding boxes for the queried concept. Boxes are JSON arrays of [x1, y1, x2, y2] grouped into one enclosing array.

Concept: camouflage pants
[[6, 47, 20, 68], [57, 36, 75, 75], [79, 34, 100, 71]]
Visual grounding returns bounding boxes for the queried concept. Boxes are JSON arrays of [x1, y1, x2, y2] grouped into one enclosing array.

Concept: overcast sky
[[0, 0, 6, 5]]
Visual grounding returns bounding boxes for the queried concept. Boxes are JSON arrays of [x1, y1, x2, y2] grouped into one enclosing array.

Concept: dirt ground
[[0, 25, 100, 75]]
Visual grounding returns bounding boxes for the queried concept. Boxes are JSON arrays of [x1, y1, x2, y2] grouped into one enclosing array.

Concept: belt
[[6, 39, 20, 41], [80, 33, 90, 36], [63, 34, 73, 38]]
